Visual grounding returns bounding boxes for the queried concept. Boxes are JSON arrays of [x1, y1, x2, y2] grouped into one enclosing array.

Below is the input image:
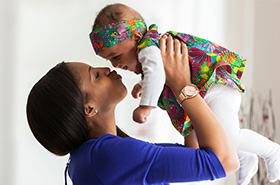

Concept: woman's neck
[[87, 110, 117, 139]]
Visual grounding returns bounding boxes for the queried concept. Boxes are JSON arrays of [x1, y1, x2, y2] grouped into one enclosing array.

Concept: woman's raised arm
[[159, 36, 239, 176]]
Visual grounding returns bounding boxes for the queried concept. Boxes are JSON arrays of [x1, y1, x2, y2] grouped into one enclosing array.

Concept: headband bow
[[89, 19, 147, 54]]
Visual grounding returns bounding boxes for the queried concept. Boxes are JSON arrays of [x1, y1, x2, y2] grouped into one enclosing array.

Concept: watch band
[[177, 84, 199, 105]]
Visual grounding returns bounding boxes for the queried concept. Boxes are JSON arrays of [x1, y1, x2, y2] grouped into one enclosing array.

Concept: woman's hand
[[159, 35, 239, 176], [159, 35, 191, 96]]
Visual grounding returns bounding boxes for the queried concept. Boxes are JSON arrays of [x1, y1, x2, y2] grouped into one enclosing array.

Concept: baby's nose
[[112, 63, 118, 68], [111, 61, 119, 68], [116, 63, 123, 68]]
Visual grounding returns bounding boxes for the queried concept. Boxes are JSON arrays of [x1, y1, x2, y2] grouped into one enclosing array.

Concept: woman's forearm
[[178, 92, 239, 175]]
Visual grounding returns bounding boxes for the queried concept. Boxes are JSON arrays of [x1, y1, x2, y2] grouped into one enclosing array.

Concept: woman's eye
[[94, 72, 99, 79]]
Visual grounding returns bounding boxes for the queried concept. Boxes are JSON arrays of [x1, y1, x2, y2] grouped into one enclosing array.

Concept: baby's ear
[[133, 32, 143, 43]]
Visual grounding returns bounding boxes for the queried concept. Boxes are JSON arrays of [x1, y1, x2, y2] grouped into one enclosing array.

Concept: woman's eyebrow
[[88, 66, 92, 80]]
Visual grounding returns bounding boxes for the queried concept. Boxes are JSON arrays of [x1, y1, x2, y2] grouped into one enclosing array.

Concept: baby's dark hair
[[92, 3, 144, 30]]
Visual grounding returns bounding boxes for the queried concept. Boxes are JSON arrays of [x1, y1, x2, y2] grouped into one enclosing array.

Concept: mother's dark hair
[[26, 62, 88, 156], [27, 62, 129, 156]]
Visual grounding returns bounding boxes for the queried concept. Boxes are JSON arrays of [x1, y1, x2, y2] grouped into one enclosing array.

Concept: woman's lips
[[116, 73, 122, 79], [111, 70, 122, 79]]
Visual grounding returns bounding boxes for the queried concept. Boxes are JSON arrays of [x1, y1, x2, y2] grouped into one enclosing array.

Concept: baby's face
[[98, 37, 138, 72]]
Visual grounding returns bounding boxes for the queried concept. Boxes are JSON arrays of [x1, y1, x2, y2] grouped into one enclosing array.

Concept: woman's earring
[[94, 109, 98, 113]]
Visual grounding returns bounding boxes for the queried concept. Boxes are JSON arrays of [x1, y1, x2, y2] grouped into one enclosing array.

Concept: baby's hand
[[133, 106, 153, 123], [131, 83, 142, 99]]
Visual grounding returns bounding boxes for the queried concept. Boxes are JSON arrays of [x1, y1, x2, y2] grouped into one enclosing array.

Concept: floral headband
[[89, 19, 147, 54]]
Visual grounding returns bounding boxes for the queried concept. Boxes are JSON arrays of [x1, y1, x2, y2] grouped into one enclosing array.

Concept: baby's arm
[[133, 45, 165, 123], [131, 83, 142, 99], [138, 45, 165, 106], [132, 83, 153, 123], [133, 106, 154, 123]]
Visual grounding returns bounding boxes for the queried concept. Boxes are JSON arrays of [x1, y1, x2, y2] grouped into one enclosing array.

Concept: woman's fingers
[[159, 35, 167, 53], [174, 39, 181, 55], [181, 41, 188, 59], [159, 35, 192, 94], [166, 35, 173, 55]]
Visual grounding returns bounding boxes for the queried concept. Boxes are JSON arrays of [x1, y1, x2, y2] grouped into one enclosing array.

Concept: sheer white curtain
[[2, 0, 280, 185]]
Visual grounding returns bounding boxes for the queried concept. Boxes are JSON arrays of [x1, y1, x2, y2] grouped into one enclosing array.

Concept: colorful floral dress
[[135, 24, 246, 136]]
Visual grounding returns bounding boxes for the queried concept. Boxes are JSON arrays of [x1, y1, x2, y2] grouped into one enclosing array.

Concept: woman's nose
[[102, 67, 111, 75]]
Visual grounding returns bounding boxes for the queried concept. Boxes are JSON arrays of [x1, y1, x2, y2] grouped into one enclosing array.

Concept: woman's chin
[[122, 87, 128, 99]]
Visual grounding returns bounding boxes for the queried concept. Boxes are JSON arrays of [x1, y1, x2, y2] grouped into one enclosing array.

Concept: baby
[[90, 3, 280, 185]]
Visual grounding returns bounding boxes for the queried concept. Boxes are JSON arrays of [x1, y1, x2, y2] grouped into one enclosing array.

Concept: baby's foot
[[265, 144, 280, 182], [238, 152, 258, 185]]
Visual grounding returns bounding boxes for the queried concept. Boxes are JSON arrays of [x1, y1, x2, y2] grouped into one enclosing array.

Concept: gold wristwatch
[[177, 84, 199, 105]]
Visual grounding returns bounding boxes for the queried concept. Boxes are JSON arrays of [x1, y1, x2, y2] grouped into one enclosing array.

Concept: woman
[[26, 36, 239, 184]]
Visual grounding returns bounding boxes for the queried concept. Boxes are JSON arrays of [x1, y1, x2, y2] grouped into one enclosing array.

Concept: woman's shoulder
[[71, 134, 162, 170], [72, 134, 153, 155], [70, 135, 170, 184], [72, 134, 120, 152], [91, 134, 154, 151], [86, 134, 144, 145]]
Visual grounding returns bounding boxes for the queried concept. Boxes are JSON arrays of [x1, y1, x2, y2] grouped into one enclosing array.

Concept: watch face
[[178, 84, 199, 104], [184, 86, 197, 96]]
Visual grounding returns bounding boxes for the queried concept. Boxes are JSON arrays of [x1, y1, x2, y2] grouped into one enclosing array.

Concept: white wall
[[253, 0, 280, 144], [0, 0, 279, 185], [0, 0, 16, 184]]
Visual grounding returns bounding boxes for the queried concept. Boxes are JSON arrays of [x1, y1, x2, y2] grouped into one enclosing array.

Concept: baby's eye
[[112, 55, 120, 60]]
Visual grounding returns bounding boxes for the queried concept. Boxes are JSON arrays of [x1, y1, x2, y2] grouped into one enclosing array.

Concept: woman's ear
[[84, 104, 98, 117], [133, 32, 143, 44]]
